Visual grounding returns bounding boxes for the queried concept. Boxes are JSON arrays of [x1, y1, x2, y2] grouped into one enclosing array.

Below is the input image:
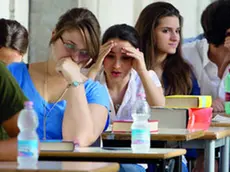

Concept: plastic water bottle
[[131, 94, 150, 153], [225, 69, 230, 115], [17, 101, 39, 166]]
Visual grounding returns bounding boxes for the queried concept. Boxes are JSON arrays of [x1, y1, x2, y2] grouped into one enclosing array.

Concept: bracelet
[[68, 81, 85, 88]]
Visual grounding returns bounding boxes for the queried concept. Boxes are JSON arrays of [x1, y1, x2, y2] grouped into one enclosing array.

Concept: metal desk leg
[[158, 159, 166, 172], [204, 140, 215, 172], [221, 137, 229, 172], [174, 141, 182, 172], [174, 156, 182, 172]]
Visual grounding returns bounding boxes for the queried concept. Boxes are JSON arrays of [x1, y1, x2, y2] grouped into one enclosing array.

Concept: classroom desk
[[39, 147, 186, 171], [181, 127, 230, 172], [102, 128, 204, 141], [102, 128, 204, 172], [211, 113, 230, 127], [102, 128, 230, 172], [211, 122, 230, 127], [0, 161, 119, 172]]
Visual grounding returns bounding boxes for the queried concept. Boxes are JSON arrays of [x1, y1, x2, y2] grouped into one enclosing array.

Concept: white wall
[[0, 0, 215, 62], [15, 0, 29, 30], [15, 0, 29, 62], [98, 0, 134, 34], [79, 0, 213, 38], [0, 0, 10, 19], [0, 0, 29, 62]]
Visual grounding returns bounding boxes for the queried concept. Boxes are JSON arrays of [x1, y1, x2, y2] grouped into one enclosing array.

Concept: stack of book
[[40, 140, 74, 152], [112, 120, 158, 133], [150, 95, 213, 130]]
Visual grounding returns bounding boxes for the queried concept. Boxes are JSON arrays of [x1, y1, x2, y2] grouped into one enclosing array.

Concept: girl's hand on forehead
[[224, 28, 230, 51], [218, 28, 230, 79], [121, 46, 147, 73], [96, 41, 116, 68], [86, 41, 116, 80]]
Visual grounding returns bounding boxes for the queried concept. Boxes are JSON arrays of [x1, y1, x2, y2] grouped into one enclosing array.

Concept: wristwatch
[[68, 81, 85, 88]]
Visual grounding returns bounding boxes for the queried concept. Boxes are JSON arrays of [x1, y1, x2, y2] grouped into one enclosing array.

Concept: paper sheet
[[212, 114, 230, 122]]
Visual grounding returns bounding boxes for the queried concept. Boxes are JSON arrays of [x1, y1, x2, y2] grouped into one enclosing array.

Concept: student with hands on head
[[88, 23, 164, 172], [87, 24, 165, 122], [8, 8, 110, 146]]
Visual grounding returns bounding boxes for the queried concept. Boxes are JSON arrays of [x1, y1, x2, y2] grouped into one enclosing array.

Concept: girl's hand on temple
[[87, 41, 116, 80], [224, 28, 230, 51], [121, 47, 147, 73], [56, 57, 83, 84], [94, 41, 116, 71], [218, 29, 230, 78]]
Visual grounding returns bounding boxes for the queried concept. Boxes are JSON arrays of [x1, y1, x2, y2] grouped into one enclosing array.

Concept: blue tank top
[[8, 62, 110, 140]]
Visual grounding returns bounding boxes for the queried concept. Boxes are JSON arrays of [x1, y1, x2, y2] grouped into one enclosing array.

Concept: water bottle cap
[[24, 101, 33, 107]]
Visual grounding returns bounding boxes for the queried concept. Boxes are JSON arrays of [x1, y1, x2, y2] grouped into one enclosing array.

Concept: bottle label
[[131, 129, 150, 144], [18, 140, 38, 157]]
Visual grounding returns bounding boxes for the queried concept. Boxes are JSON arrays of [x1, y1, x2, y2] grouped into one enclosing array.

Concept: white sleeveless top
[[96, 69, 161, 123]]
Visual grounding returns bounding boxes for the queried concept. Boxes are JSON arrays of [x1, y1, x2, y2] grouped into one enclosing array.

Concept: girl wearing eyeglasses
[[7, 8, 110, 147]]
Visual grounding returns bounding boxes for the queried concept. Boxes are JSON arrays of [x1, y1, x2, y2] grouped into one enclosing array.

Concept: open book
[[212, 114, 230, 123]]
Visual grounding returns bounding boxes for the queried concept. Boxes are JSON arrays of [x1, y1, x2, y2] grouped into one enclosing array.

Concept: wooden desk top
[[200, 127, 230, 140], [211, 122, 230, 127], [0, 161, 119, 172], [40, 147, 186, 160], [211, 113, 230, 127], [102, 128, 204, 141]]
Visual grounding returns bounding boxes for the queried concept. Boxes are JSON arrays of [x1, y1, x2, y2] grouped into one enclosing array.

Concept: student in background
[[182, 0, 230, 114], [135, 2, 201, 172], [0, 18, 28, 65], [0, 61, 28, 160], [87, 24, 164, 172], [135, 2, 200, 97], [0, 18, 29, 142], [182, 1, 230, 171], [8, 8, 110, 146], [183, 33, 204, 44]]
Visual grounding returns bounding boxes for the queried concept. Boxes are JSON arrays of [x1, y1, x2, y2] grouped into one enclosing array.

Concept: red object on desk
[[187, 107, 213, 130]]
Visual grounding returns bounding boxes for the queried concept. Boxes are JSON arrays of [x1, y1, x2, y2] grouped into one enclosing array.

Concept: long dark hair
[[102, 24, 140, 49], [0, 18, 28, 55], [135, 2, 193, 95]]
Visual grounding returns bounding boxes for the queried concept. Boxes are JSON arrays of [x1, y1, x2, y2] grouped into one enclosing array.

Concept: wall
[[29, 0, 79, 62], [0, 0, 10, 19], [78, 0, 212, 38], [3, 0, 214, 62], [0, 0, 29, 62]]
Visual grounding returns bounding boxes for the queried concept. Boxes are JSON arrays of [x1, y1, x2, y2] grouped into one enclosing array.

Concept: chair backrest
[[90, 136, 101, 147]]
